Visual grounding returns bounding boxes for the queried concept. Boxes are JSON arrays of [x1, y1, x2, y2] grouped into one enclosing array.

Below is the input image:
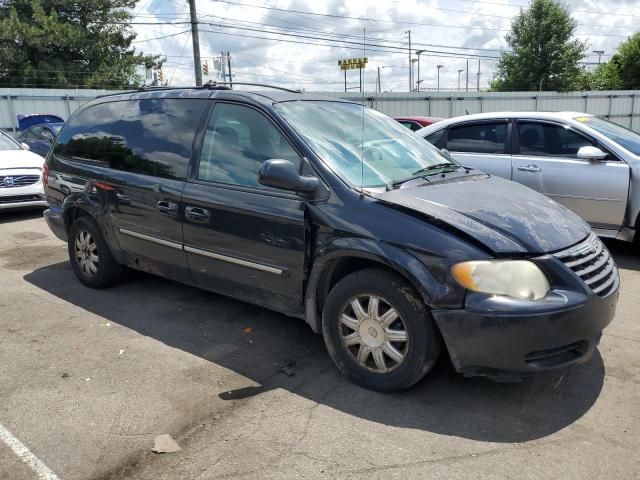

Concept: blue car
[[16, 114, 64, 158]]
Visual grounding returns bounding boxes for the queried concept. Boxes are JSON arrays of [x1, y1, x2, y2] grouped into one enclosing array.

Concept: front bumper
[[0, 196, 48, 210], [0, 177, 47, 210], [432, 285, 618, 377]]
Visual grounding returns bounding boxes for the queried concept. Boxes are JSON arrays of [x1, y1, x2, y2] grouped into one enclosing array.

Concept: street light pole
[[457, 69, 464, 91], [415, 50, 425, 92], [406, 30, 412, 92], [437, 65, 443, 92], [377, 65, 390, 93], [411, 59, 418, 91], [593, 50, 605, 64]]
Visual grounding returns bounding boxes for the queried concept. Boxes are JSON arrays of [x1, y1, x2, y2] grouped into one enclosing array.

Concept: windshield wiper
[[388, 163, 461, 189], [411, 163, 459, 176]]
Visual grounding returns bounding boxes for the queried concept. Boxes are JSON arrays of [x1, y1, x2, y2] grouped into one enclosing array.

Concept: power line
[[132, 29, 189, 43], [199, 25, 501, 61], [458, 0, 640, 18], [197, 13, 509, 53], [199, 21, 502, 59], [205, 0, 635, 37]]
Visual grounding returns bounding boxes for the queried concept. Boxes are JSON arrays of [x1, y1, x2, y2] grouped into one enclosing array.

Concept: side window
[[424, 129, 447, 149], [116, 98, 208, 180], [40, 128, 55, 142], [25, 127, 41, 140], [447, 122, 507, 154], [53, 102, 127, 166], [517, 122, 594, 157], [399, 121, 420, 131], [198, 103, 301, 189]]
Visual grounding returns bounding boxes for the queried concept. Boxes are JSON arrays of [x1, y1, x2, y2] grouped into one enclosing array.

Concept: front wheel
[[322, 268, 441, 392], [68, 216, 123, 288]]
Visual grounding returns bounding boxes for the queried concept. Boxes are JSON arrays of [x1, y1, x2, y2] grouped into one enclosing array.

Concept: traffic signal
[[157, 68, 163, 83], [203, 62, 209, 76]]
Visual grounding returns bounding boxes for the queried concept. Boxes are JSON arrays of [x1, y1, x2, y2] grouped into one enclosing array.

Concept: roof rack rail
[[96, 81, 302, 99], [203, 81, 302, 93]]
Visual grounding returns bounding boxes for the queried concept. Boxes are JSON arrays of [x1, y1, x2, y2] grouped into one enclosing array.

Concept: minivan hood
[[377, 174, 590, 254]]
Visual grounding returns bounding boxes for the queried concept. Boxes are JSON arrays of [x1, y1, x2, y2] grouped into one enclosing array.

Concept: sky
[[129, 0, 639, 92]]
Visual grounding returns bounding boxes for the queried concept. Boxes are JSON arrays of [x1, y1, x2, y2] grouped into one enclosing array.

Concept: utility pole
[[377, 66, 381, 93], [476, 59, 480, 92], [188, 0, 202, 86], [227, 51, 232, 87], [457, 69, 464, 91], [437, 65, 443, 92], [406, 30, 412, 92], [465, 58, 469, 92]]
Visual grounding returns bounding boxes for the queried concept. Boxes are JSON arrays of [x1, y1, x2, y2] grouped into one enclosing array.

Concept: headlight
[[451, 260, 550, 301]]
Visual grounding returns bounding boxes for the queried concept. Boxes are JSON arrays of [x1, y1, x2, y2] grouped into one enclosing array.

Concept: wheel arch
[[62, 196, 123, 263], [304, 240, 450, 334]]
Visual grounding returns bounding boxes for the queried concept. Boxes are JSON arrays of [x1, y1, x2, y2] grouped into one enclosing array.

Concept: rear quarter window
[[54, 98, 208, 180], [53, 101, 127, 165]]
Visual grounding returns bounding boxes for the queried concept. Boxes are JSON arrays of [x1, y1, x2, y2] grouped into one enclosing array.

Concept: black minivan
[[43, 85, 619, 391]]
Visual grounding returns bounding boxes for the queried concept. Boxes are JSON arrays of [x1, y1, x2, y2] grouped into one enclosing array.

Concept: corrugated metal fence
[[2, 88, 639, 132], [0, 88, 118, 134], [323, 90, 640, 132]]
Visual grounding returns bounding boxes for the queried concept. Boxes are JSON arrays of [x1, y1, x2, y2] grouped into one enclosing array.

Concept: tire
[[67, 216, 123, 288], [322, 268, 441, 392]]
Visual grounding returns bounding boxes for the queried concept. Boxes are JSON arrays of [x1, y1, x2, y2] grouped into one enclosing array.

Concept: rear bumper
[[432, 285, 618, 377], [43, 204, 67, 242]]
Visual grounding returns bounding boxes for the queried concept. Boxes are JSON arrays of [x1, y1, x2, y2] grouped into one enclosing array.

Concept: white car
[[0, 131, 48, 210]]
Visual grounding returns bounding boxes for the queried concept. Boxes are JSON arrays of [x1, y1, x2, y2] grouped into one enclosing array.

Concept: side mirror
[[441, 148, 451, 156], [21, 142, 30, 151], [577, 146, 607, 161], [259, 159, 319, 194]]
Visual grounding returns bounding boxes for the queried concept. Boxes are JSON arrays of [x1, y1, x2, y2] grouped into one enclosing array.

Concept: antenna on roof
[[360, 27, 366, 198]]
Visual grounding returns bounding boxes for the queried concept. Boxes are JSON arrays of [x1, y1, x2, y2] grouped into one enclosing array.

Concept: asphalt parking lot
[[1, 209, 639, 480]]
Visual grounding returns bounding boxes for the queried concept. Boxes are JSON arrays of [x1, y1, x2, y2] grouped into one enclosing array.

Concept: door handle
[[156, 200, 177, 216], [517, 165, 542, 173], [185, 205, 211, 223]]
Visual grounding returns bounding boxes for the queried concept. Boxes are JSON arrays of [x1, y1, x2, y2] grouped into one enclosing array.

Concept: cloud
[[130, 0, 639, 92]]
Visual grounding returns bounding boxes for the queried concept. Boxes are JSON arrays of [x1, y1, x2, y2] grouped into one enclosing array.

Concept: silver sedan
[[417, 112, 640, 243]]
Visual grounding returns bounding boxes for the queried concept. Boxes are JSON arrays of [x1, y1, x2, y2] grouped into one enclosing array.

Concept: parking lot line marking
[[0, 423, 60, 480]]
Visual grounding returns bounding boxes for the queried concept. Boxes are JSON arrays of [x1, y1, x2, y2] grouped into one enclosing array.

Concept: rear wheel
[[68, 216, 122, 288], [322, 268, 441, 392]]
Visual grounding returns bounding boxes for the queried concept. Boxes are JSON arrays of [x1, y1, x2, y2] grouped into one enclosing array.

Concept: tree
[[610, 32, 640, 89], [0, 0, 161, 88], [574, 33, 640, 91], [586, 61, 623, 90], [490, 0, 587, 92]]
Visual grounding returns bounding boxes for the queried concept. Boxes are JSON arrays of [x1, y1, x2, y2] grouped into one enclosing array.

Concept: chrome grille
[[553, 232, 619, 297], [0, 175, 40, 188]]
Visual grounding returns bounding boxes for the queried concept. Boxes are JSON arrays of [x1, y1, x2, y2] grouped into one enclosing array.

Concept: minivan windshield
[[577, 116, 640, 156], [0, 131, 21, 151], [275, 100, 455, 188]]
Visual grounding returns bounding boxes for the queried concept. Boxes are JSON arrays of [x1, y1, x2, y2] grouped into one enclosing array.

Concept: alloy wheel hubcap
[[74, 230, 99, 277], [339, 294, 409, 373]]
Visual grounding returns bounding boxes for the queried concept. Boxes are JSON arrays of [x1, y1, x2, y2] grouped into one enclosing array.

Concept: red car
[[394, 116, 442, 131]]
